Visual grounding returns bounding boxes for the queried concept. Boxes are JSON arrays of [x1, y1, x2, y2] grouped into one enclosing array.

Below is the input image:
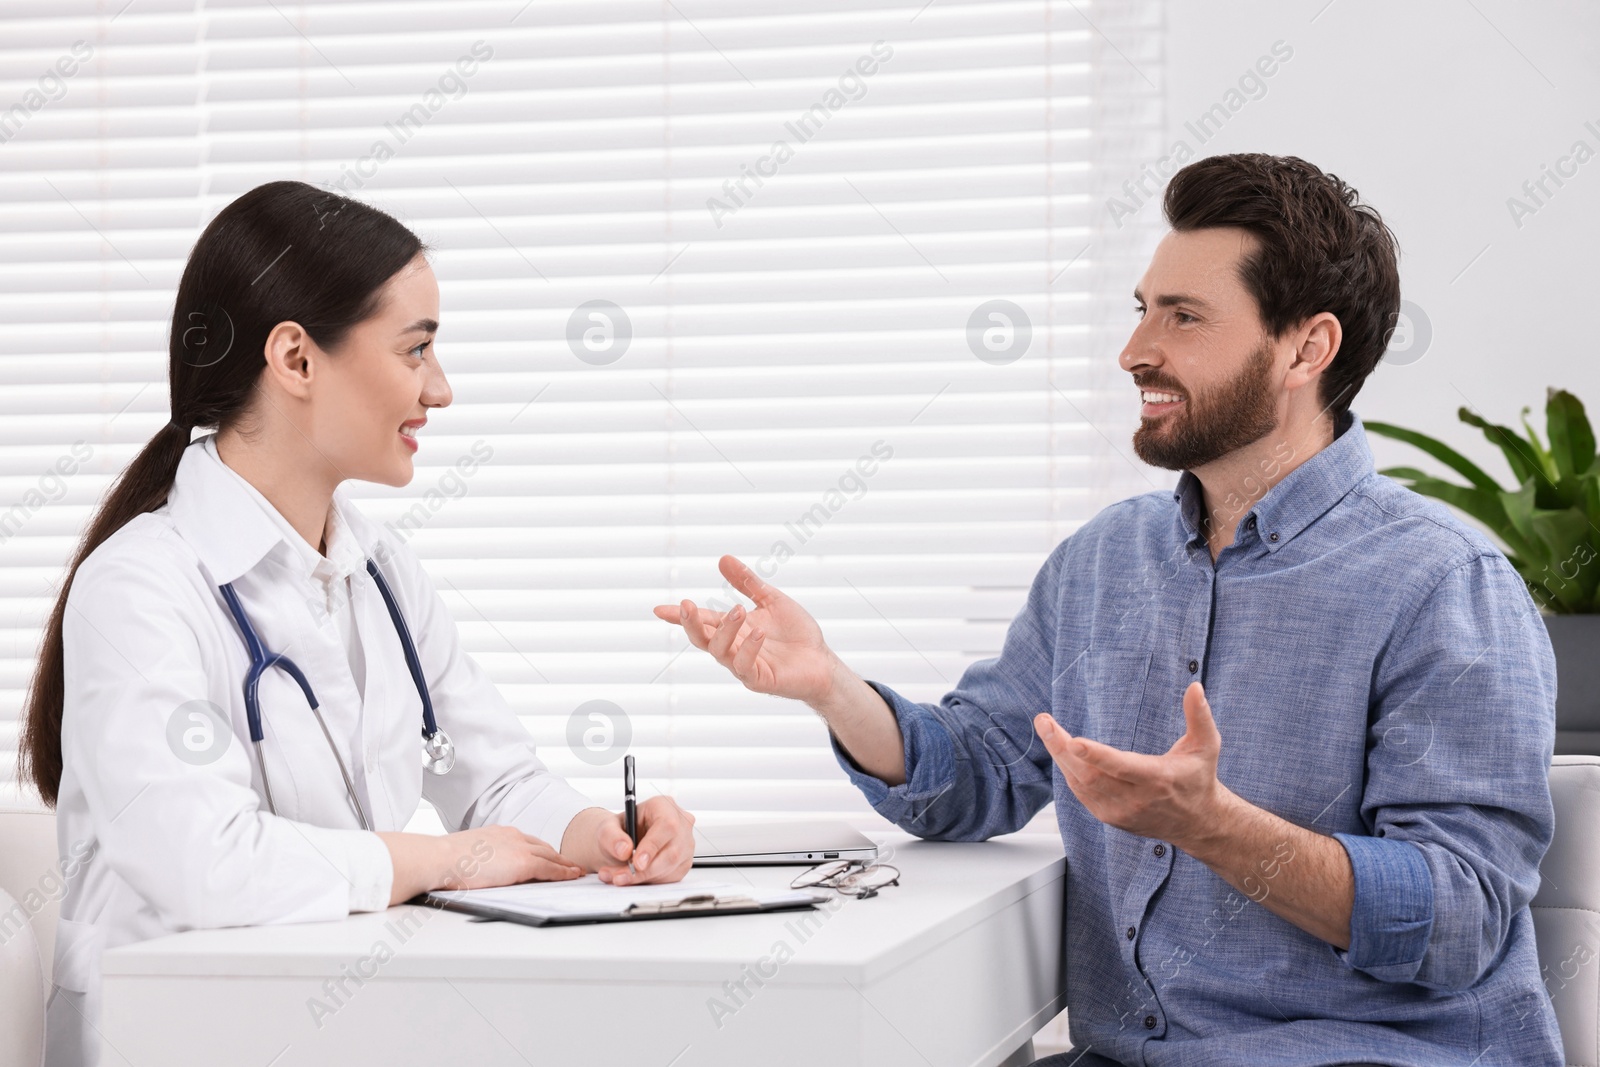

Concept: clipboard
[[414, 876, 828, 928]]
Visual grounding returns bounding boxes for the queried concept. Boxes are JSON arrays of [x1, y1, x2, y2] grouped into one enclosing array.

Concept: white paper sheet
[[428, 874, 820, 919]]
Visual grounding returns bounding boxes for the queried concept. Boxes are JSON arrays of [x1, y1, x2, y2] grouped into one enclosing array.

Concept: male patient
[[656, 153, 1562, 1066]]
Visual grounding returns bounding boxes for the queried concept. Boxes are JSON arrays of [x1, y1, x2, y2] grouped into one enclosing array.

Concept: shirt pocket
[[1058, 648, 1153, 752], [50, 915, 103, 995]]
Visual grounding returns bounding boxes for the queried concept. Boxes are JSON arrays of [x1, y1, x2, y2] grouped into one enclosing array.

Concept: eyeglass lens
[[790, 861, 900, 896], [791, 860, 854, 889], [838, 865, 899, 892]]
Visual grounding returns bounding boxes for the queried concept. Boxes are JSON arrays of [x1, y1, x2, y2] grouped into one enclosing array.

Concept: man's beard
[[1131, 340, 1280, 471]]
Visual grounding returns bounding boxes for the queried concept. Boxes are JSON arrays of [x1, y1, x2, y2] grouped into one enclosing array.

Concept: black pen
[[623, 755, 638, 862]]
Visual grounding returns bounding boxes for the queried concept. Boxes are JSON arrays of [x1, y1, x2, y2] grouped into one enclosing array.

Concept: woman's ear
[[261, 320, 318, 401]]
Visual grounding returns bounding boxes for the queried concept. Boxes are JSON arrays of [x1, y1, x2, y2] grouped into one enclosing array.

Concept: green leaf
[[1530, 506, 1592, 561], [1364, 421, 1503, 493], [1367, 395, 1600, 611], [1499, 479, 1542, 559], [1528, 508, 1597, 612], [1524, 404, 1565, 506], [1520, 405, 1550, 463], [1461, 407, 1562, 509], [1582, 474, 1600, 529], [1547, 388, 1598, 485], [1459, 407, 1539, 485]]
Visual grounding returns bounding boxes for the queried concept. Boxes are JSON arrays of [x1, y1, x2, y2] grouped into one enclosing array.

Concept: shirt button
[[1153, 843, 1166, 857], [1187, 659, 1198, 674], [1144, 1015, 1157, 1029], [1269, 531, 1280, 542], [1126, 925, 1136, 940]]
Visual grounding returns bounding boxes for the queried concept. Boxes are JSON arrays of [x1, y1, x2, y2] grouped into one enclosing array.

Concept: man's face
[[1120, 227, 1283, 471]]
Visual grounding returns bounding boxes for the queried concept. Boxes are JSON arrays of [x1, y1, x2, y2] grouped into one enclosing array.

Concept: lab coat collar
[[213, 439, 368, 584], [167, 434, 369, 587]]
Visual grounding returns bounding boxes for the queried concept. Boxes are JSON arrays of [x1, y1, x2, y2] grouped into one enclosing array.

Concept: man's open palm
[[1034, 680, 1227, 844], [652, 555, 836, 703]]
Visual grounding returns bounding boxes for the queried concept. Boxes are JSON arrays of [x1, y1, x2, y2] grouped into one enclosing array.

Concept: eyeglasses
[[789, 859, 901, 900]]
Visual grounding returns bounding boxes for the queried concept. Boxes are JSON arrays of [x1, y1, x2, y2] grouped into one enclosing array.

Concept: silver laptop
[[691, 819, 879, 866]]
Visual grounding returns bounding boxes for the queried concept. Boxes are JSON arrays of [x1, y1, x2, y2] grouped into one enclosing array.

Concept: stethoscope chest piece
[[423, 727, 455, 775]]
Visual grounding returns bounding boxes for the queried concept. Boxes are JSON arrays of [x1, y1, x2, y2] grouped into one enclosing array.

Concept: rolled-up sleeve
[[833, 681, 959, 814], [1332, 832, 1434, 980], [1334, 552, 1555, 990], [828, 539, 1069, 841]]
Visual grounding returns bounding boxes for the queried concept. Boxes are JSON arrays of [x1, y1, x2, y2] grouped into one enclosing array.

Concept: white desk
[[99, 832, 1067, 1067]]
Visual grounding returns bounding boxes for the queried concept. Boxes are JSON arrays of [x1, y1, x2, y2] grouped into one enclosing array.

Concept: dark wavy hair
[[1162, 153, 1401, 421], [19, 181, 425, 807]]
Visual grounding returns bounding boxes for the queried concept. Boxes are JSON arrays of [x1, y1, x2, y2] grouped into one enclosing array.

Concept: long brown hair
[[18, 180, 424, 807]]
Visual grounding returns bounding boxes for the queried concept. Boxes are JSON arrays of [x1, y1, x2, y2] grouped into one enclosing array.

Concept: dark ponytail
[[18, 181, 424, 807]]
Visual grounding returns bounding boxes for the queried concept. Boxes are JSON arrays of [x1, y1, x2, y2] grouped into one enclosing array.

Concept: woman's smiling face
[[309, 253, 451, 487]]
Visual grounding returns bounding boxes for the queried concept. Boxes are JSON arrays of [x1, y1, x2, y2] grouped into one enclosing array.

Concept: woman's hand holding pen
[[562, 799, 697, 887], [380, 798, 698, 906]]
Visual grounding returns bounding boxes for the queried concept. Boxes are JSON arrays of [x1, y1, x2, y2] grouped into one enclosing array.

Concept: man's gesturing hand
[[1037, 681, 1358, 950], [654, 555, 911, 786], [652, 554, 838, 704], [1034, 680, 1233, 848]]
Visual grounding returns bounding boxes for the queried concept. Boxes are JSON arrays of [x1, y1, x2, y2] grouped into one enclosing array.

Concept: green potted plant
[[1367, 388, 1599, 754]]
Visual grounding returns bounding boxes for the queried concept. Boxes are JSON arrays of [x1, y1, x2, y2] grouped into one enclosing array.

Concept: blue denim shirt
[[834, 411, 1562, 1066]]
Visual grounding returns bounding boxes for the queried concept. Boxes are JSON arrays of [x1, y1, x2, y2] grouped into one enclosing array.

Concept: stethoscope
[[218, 559, 455, 832]]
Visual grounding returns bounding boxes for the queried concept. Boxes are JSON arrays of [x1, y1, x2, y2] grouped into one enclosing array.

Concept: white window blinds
[[0, 0, 1169, 830]]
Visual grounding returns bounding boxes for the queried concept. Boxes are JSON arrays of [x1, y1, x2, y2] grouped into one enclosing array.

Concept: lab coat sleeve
[[387, 541, 598, 849], [60, 535, 394, 930]]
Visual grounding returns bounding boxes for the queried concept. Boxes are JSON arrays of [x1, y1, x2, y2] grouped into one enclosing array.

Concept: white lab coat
[[44, 435, 596, 1066]]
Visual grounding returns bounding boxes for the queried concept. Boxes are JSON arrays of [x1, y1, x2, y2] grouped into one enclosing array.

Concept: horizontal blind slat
[[0, 0, 1165, 818]]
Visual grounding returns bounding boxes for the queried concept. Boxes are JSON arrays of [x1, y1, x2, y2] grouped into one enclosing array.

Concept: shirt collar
[[167, 434, 368, 586], [1171, 409, 1374, 552]]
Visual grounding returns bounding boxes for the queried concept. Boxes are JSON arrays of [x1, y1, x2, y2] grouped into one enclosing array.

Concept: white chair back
[[0, 802, 58, 1067], [1533, 754, 1600, 1067]]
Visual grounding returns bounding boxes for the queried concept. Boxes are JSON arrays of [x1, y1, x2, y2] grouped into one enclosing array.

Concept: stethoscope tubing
[[218, 557, 448, 833], [365, 559, 439, 740]]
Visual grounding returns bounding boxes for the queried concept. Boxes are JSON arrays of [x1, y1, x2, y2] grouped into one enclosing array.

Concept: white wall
[[1159, 0, 1600, 480]]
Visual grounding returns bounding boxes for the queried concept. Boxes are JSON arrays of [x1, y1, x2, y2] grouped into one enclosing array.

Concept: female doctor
[[17, 181, 697, 1066]]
